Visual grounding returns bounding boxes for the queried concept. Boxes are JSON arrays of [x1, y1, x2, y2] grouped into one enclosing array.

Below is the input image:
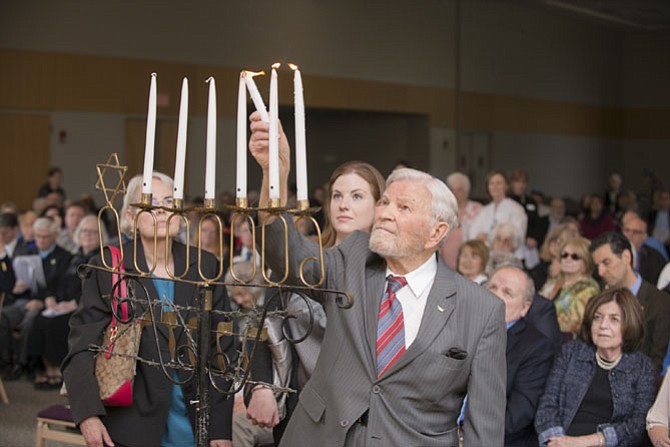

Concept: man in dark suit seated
[[591, 231, 670, 372], [488, 266, 555, 447], [246, 111, 507, 446], [623, 215, 666, 285], [648, 189, 670, 253], [0, 217, 72, 380], [0, 212, 33, 368]]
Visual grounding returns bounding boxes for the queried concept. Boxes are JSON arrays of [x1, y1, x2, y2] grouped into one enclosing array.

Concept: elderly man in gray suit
[[247, 112, 506, 447]]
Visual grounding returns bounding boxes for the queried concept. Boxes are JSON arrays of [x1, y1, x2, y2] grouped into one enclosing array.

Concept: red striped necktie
[[376, 275, 408, 377]]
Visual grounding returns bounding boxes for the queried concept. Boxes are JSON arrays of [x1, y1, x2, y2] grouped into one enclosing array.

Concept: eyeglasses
[[79, 229, 98, 235], [623, 228, 645, 236], [560, 252, 581, 261], [151, 197, 175, 208]]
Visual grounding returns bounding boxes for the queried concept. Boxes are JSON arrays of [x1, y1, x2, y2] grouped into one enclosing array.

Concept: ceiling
[[536, 0, 670, 30]]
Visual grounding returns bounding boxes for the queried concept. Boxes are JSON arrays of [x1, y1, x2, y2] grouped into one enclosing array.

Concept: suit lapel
[[380, 258, 457, 378]]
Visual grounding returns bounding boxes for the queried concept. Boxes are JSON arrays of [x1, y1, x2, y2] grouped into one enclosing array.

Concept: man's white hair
[[33, 216, 59, 235], [386, 168, 458, 237]]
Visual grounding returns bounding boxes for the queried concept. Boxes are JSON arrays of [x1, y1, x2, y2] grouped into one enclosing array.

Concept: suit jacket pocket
[[437, 353, 468, 371], [299, 384, 326, 423]]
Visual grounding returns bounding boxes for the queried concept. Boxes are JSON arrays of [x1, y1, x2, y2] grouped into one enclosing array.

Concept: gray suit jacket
[[261, 216, 507, 447]]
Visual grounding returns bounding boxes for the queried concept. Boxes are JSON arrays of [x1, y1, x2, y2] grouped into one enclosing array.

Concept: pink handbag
[[95, 246, 141, 407]]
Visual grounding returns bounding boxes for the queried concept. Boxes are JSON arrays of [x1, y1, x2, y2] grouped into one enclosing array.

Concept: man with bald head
[[622, 215, 666, 284], [488, 266, 554, 447]]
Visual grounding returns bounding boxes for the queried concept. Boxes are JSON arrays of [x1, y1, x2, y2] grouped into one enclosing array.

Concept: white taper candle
[[173, 77, 188, 201]]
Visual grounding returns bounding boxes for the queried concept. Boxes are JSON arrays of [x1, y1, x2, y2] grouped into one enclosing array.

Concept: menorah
[[84, 153, 353, 446]]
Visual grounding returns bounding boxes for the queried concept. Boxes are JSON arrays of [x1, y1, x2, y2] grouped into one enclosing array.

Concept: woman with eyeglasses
[[27, 214, 106, 390], [541, 236, 600, 339], [62, 173, 236, 447], [536, 288, 657, 447]]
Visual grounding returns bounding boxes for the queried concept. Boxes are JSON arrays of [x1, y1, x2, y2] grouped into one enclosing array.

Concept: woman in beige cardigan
[[648, 374, 670, 447]]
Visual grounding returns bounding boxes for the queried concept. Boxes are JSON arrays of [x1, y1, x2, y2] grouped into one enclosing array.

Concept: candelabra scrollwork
[[228, 210, 257, 284], [166, 204, 190, 280], [86, 153, 354, 446], [196, 210, 225, 283]]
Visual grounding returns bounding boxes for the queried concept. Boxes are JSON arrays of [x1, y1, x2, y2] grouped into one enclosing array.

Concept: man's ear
[[426, 222, 450, 250]]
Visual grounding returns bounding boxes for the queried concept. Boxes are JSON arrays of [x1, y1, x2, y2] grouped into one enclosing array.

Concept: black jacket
[[62, 241, 236, 445], [505, 318, 555, 447]]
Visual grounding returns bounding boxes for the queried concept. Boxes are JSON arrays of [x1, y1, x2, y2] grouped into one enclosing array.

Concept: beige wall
[[1, 0, 668, 201]]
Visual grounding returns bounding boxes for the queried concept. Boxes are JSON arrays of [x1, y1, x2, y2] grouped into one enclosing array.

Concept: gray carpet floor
[[0, 376, 74, 447]]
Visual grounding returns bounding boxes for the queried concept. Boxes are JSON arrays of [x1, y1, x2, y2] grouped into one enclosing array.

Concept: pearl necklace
[[595, 352, 622, 370]]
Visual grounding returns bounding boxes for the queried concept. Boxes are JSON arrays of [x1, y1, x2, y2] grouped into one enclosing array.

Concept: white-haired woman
[[440, 172, 483, 269], [62, 172, 236, 447], [485, 222, 524, 276]]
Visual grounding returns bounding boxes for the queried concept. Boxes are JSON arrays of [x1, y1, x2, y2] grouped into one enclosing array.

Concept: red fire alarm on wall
[[58, 130, 67, 144]]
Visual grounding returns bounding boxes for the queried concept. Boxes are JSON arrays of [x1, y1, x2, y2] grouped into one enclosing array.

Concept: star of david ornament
[[95, 153, 128, 205]]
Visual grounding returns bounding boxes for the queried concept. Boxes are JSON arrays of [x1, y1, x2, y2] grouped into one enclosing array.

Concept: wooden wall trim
[[1, 48, 667, 139]]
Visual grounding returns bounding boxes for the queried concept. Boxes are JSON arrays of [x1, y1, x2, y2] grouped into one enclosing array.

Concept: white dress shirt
[[467, 197, 527, 242], [386, 255, 437, 348]]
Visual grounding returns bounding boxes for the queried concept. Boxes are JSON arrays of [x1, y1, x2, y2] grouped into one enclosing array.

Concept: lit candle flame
[[243, 70, 266, 78], [272, 62, 281, 69], [288, 63, 298, 71]]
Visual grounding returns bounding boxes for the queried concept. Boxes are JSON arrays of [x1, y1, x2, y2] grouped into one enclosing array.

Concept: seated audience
[[27, 215, 106, 389], [580, 195, 616, 240], [623, 214, 667, 285], [486, 222, 524, 275], [509, 169, 549, 269], [36, 166, 66, 199], [41, 204, 64, 231], [541, 236, 599, 339], [490, 222, 524, 258], [17, 210, 37, 250], [614, 190, 638, 226], [457, 239, 489, 285], [548, 197, 566, 230], [440, 172, 482, 269], [0, 212, 32, 269], [535, 288, 657, 447], [532, 224, 578, 293], [232, 218, 257, 265], [57, 201, 87, 254], [648, 189, 670, 252], [488, 266, 555, 447], [194, 214, 229, 262], [591, 231, 670, 371], [603, 173, 622, 214], [468, 170, 527, 250], [1, 217, 72, 380]]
